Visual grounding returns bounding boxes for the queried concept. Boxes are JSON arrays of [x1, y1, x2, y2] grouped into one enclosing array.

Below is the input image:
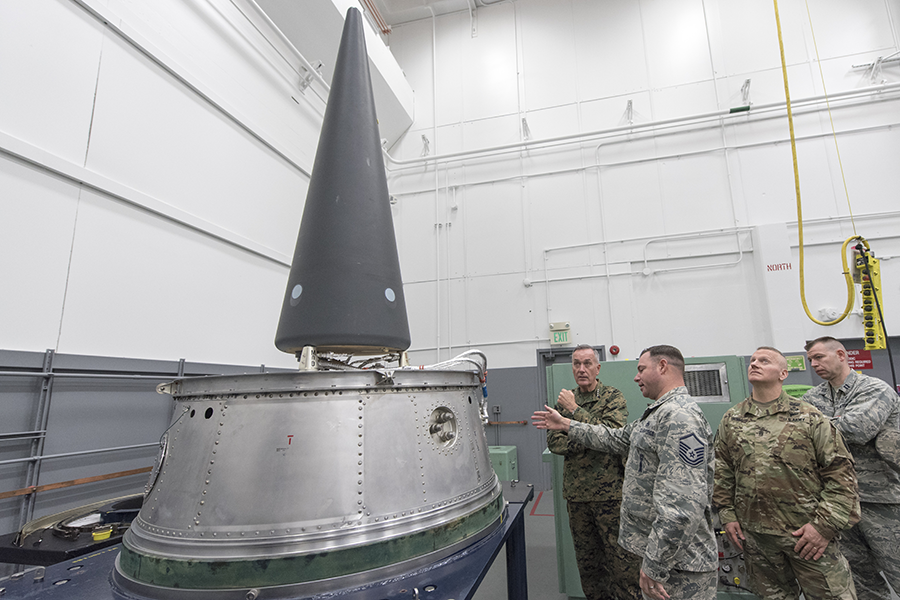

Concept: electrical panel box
[[489, 446, 518, 481]]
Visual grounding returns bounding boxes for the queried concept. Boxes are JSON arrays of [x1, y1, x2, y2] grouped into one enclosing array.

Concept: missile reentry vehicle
[[111, 8, 503, 599]]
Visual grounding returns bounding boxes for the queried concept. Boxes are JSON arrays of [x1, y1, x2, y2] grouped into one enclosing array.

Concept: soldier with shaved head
[[802, 336, 900, 600], [714, 346, 860, 600]]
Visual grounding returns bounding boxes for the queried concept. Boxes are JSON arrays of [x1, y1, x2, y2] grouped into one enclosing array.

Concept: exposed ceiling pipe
[[361, 0, 392, 35]]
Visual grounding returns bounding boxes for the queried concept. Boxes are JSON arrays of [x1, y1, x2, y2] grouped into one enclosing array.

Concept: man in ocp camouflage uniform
[[548, 344, 641, 600], [803, 336, 900, 600], [534, 345, 718, 600], [714, 346, 860, 600]]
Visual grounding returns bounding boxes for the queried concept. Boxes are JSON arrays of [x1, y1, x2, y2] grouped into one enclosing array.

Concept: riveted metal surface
[[119, 369, 502, 593]]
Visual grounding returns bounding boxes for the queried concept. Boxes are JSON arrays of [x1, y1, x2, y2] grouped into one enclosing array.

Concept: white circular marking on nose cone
[[290, 284, 303, 306]]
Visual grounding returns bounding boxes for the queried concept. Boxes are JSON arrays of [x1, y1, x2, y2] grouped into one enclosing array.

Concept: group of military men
[[532, 338, 900, 600]]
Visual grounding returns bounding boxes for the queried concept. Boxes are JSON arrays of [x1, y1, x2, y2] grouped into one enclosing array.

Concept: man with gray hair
[[548, 344, 641, 600], [534, 345, 718, 600], [803, 336, 900, 600]]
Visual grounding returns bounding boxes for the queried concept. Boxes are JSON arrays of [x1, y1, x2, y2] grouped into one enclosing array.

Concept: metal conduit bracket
[[299, 60, 324, 92]]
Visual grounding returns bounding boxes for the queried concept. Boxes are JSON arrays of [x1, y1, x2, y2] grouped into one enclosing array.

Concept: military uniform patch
[[679, 433, 705, 467]]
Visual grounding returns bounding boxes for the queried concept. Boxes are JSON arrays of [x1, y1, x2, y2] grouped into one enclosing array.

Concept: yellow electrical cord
[[771, 0, 866, 326]]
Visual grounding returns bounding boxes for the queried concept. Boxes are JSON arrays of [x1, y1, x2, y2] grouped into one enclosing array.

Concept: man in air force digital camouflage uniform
[[534, 345, 718, 600], [714, 346, 860, 600], [548, 344, 642, 600], [803, 336, 900, 600]]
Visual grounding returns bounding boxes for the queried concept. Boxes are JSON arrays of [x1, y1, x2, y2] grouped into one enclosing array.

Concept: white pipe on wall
[[389, 119, 900, 198], [423, 6, 442, 361], [383, 82, 900, 169]]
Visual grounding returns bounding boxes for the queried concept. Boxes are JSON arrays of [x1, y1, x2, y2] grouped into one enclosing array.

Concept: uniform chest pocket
[[773, 428, 816, 469], [631, 425, 655, 453], [630, 424, 658, 473]]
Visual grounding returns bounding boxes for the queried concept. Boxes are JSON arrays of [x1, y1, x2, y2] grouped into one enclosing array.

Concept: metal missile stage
[[90, 7, 509, 599]]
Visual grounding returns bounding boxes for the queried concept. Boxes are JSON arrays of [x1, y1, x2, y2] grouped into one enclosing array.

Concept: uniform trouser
[[840, 502, 900, 600], [640, 569, 717, 600], [743, 529, 857, 600], [567, 499, 642, 600]]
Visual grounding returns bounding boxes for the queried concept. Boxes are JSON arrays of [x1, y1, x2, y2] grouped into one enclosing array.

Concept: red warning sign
[[847, 349, 872, 370]]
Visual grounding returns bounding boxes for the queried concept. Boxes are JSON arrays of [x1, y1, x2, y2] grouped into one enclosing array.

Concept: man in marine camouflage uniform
[[548, 344, 641, 600], [714, 346, 860, 600], [534, 345, 718, 600], [803, 336, 900, 600]]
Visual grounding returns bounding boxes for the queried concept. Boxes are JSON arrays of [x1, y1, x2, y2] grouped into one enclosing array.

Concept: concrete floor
[[472, 489, 568, 600]]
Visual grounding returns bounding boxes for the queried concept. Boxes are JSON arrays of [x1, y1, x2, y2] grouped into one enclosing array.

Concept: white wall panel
[[596, 161, 665, 240], [628, 261, 764, 356], [434, 12, 465, 127], [649, 80, 720, 122], [829, 128, 900, 213], [730, 144, 809, 226], [403, 280, 438, 360], [462, 181, 526, 277], [393, 192, 438, 283], [657, 153, 735, 232], [85, 35, 305, 257], [542, 278, 605, 346], [706, 0, 783, 79], [641, 0, 714, 89], [463, 273, 538, 347], [107, 0, 324, 170], [525, 172, 591, 267], [461, 110, 521, 151], [6, 0, 898, 373], [523, 104, 581, 143], [435, 121, 465, 156], [444, 186, 468, 280], [387, 0, 900, 366], [0, 0, 103, 164], [652, 122, 724, 157], [387, 19, 435, 133], [806, 0, 897, 58], [572, 0, 649, 99], [518, 0, 578, 110], [459, 4, 519, 123], [444, 276, 470, 356], [0, 159, 79, 351], [56, 189, 296, 368]]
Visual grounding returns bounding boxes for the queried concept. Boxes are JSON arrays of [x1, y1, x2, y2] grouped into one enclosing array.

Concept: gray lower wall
[[0, 348, 293, 576], [482, 366, 552, 492]]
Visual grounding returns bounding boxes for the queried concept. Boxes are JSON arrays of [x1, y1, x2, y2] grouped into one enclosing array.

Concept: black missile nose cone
[[275, 7, 411, 355]]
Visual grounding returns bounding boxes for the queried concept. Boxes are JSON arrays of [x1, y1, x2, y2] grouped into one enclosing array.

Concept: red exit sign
[[847, 349, 873, 370]]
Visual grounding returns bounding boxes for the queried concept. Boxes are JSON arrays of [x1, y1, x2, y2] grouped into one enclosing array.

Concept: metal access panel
[[544, 355, 754, 599]]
